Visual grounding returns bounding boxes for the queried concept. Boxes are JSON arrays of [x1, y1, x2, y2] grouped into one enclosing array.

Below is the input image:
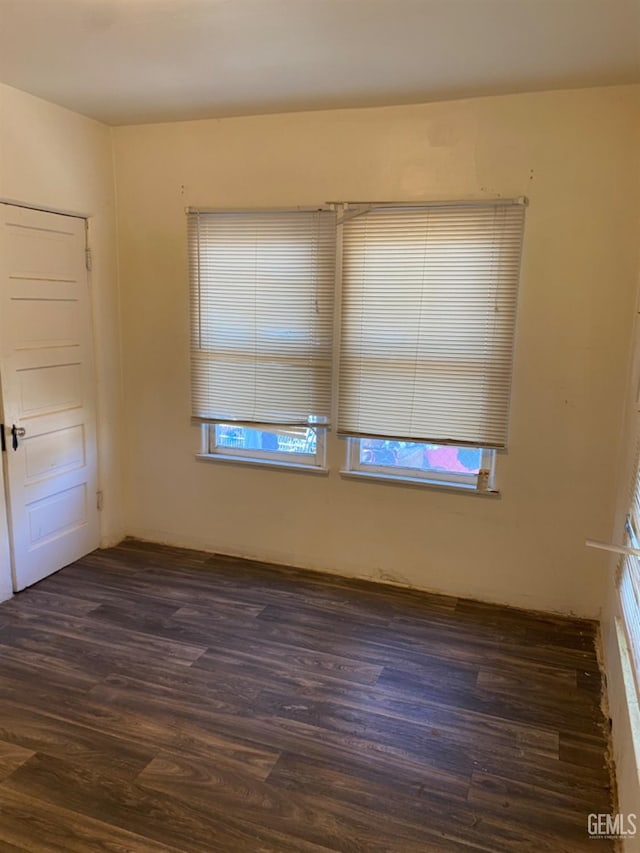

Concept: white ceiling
[[1, 0, 639, 126]]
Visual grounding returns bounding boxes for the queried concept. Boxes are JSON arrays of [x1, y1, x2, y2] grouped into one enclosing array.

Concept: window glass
[[214, 425, 317, 456], [358, 439, 482, 475]]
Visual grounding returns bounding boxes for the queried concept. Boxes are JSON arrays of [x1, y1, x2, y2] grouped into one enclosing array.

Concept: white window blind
[[338, 201, 525, 448], [189, 209, 336, 426], [621, 437, 640, 694]]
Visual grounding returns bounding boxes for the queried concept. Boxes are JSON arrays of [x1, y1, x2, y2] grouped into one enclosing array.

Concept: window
[[189, 200, 525, 489], [339, 201, 525, 488], [207, 423, 325, 468], [188, 208, 335, 469], [620, 439, 640, 695], [345, 438, 495, 489]]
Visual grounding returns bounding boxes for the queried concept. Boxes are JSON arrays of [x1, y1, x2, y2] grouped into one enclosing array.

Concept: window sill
[[340, 468, 501, 496], [195, 453, 329, 475]]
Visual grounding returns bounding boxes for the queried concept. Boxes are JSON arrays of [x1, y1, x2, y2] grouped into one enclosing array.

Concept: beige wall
[[0, 83, 124, 597], [113, 85, 640, 618]]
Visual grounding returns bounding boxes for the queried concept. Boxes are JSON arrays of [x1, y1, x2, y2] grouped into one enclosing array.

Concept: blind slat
[[338, 203, 525, 448], [189, 209, 336, 426]]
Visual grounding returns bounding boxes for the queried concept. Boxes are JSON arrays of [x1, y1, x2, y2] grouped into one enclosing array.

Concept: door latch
[[10, 425, 26, 450]]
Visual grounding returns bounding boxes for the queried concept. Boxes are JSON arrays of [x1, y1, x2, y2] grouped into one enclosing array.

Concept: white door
[[0, 204, 100, 591]]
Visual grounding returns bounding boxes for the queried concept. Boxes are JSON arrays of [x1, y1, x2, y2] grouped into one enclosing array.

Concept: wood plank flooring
[[0, 540, 614, 852]]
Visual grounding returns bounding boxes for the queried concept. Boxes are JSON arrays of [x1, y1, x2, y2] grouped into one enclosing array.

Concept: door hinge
[[96, 490, 104, 511], [85, 247, 93, 271], [0, 425, 5, 453]]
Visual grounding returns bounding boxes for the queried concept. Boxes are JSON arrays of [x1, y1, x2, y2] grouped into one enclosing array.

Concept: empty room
[[0, 0, 638, 850]]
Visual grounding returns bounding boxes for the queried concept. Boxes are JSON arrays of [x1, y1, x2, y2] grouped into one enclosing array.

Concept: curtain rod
[[326, 196, 528, 208], [187, 198, 528, 215], [186, 206, 332, 215], [585, 539, 640, 557]]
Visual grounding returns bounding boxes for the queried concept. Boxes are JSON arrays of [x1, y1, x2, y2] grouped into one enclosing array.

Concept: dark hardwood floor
[[0, 540, 614, 852]]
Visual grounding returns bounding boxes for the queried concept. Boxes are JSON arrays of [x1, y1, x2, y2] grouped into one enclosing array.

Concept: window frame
[[343, 437, 496, 491], [199, 423, 328, 471]]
